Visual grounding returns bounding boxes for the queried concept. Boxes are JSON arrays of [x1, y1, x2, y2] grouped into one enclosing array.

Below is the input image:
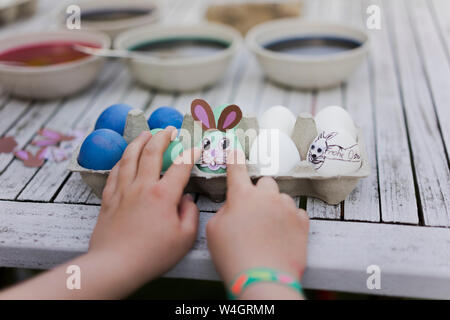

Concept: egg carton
[[69, 108, 370, 205], [0, 0, 37, 25]]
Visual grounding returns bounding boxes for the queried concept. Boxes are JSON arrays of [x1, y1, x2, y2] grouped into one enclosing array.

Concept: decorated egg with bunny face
[[191, 99, 243, 174]]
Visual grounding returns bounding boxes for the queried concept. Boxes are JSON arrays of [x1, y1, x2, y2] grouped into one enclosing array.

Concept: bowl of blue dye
[[246, 19, 369, 89], [114, 23, 241, 92], [60, 0, 160, 38]]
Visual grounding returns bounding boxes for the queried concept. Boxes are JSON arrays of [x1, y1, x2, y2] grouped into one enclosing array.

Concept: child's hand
[[89, 128, 201, 282], [207, 150, 309, 299]]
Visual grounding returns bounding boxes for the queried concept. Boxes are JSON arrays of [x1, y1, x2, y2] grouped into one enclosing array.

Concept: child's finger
[[280, 192, 295, 204], [256, 176, 279, 193], [179, 194, 199, 236], [226, 149, 252, 196], [137, 127, 176, 183], [298, 209, 310, 228], [117, 131, 152, 189], [103, 162, 120, 201], [162, 148, 201, 201]]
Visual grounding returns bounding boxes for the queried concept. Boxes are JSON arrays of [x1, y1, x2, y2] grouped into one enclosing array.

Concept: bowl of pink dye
[[0, 30, 110, 99]]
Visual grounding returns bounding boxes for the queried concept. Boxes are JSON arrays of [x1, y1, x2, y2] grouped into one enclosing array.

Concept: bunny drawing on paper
[[191, 99, 243, 174], [307, 131, 361, 172]]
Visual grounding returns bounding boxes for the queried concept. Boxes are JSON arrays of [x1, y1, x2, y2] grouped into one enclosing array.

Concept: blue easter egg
[[78, 129, 128, 170], [95, 103, 133, 135], [148, 106, 183, 130]]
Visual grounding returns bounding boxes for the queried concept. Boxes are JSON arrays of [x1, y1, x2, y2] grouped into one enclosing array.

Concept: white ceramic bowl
[[246, 19, 369, 89], [59, 0, 160, 38], [114, 23, 241, 92], [0, 30, 110, 99]]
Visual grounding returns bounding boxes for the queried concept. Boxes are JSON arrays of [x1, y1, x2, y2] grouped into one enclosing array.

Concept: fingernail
[[163, 126, 177, 140], [185, 194, 194, 201], [170, 129, 178, 141]]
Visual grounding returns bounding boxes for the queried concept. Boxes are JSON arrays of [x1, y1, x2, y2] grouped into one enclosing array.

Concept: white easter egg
[[307, 129, 362, 175], [249, 129, 300, 175], [314, 106, 357, 139], [259, 105, 297, 137]]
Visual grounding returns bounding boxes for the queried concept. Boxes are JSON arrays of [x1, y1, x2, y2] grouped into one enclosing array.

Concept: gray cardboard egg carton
[[69, 108, 370, 205]]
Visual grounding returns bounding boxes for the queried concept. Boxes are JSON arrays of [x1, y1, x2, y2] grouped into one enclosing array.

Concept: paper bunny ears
[[191, 99, 242, 132]]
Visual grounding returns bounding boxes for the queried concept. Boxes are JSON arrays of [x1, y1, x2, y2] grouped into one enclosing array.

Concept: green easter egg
[[150, 128, 163, 135], [196, 130, 243, 174], [151, 129, 183, 171], [200, 166, 227, 174]]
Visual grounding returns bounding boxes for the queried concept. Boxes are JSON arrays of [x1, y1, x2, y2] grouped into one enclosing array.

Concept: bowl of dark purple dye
[[114, 23, 241, 92], [60, 0, 160, 38], [0, 30, 110, 99], [246, 19, 369, 89]]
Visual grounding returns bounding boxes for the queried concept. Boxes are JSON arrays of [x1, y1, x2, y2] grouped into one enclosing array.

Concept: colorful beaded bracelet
[[228, 267, 303, 300]]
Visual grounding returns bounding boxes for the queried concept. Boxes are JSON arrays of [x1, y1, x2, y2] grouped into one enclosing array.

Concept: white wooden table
[[1, 0, 449, 299]]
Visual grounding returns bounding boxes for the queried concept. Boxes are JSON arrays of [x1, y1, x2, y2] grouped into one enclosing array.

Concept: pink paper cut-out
[[0, 136, 18, 153], [32, 128, 75, 147], [222, 111, 237, 129], [14, 149, 46, 168], [195, 105, 211, 129]]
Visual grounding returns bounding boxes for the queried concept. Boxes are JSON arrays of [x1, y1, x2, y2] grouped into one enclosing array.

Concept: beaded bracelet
[[228, 267, 303, 300]]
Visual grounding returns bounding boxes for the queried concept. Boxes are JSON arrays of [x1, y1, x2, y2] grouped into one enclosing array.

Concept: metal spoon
[[72, 44, 149, 60]]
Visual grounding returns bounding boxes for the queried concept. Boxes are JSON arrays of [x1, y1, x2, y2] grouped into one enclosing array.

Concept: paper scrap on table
[[0, 136, 18, 153]]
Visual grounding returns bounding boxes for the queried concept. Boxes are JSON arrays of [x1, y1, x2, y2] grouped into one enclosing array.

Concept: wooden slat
[[285, 89, 312, 115], [145, 93, 176, 118], [120, 83, 152, 111], [85, 192, 101, 206], [257, 81, 290, 116], [196, 197, 223, 213], [233, 50, 264, 116], [203, 52, 245, 107], [362, 0, 418, 224], [161, 0, 185, 25], [0, 94, 8, 110], [384, 0, 450, 226], [54, 173, 92, 204], [432, 0, 450, 59], [412, 0, 450, 154], [0, 100, 61, 173], [1, 200, 450, 299], [173, 91, 203, 115], [182, 0, 206, 23], [12, 64, 121, 202], [306, 0, 345, 220], [0, 99, 31, 138], [305, 0, 321, 17], [342, 0, 380, 222]]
